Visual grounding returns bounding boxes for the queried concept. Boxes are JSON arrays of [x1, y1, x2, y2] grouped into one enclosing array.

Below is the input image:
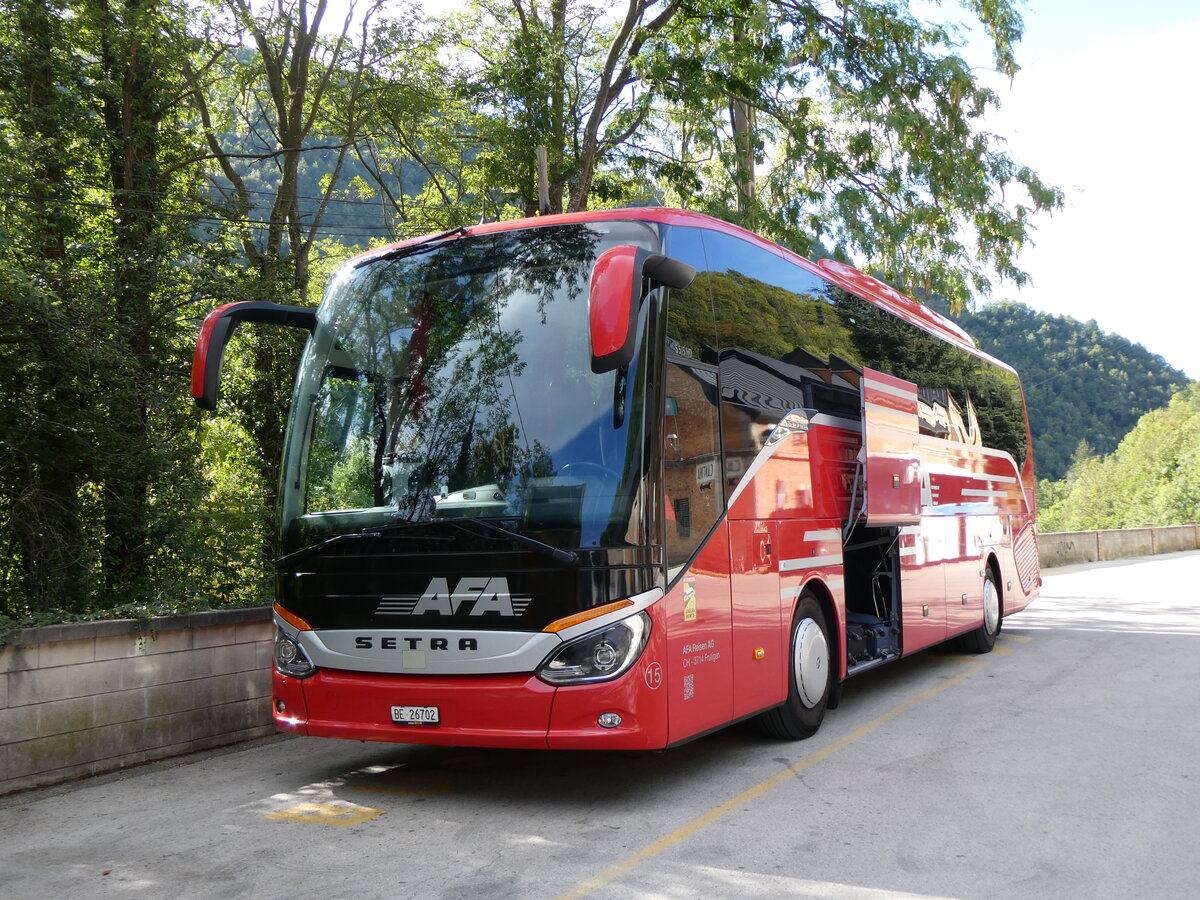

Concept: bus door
[[860, 369, 945, 651], [663, 359, 734, 742]]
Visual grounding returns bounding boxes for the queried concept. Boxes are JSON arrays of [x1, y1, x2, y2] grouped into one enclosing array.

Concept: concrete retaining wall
[[1150, 524, 1200, 554], [1039, 524, 1199, 569], [0, 608, 274, 797], [1038, 531, 1099, 568]]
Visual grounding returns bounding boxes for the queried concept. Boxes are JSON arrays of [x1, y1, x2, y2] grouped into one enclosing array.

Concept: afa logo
[[376, 576, 532, 617]]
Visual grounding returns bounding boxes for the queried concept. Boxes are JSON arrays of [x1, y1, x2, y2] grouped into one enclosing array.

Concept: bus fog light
[[598, 712, 622, 728], [538, 612, 651, 685]]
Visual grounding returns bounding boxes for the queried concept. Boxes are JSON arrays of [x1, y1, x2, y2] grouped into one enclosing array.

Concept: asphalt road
[[2, 551, 1198, 899]]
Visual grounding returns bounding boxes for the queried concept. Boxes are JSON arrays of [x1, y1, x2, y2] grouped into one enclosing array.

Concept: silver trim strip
[[780, 574, 845, 600], [810, 413, 862, 431], [780, 554, 844, 572], [302, 628, 559, 676], [865, 379, 919, 402], [803, 529, 842, 542], [927, 467, 1019, 485]]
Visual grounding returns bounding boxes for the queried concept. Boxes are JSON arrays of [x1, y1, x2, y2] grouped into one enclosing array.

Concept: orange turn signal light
[[273, 602, 313, 631], [543, 599, 635, 633]]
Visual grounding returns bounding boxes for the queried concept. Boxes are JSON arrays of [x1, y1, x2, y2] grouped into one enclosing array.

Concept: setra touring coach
[[192, 208, 1040, 749]]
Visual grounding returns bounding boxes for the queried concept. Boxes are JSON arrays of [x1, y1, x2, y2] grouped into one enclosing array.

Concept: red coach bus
[[193, 208, 1040, 749]]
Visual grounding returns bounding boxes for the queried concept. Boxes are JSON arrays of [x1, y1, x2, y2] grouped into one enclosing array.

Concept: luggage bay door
[[860, 368, 922, 525]]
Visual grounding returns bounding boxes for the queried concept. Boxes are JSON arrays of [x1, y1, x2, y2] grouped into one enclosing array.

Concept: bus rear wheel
[[757, 591, 830, 740], [956, 568, 1001, 653]]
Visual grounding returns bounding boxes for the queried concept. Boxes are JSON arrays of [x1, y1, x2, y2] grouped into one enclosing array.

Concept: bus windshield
[[283, 221, 660, 552]]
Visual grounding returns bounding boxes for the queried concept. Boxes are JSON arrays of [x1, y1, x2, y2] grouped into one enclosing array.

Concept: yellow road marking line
[[1001, 634, 1032, 643], [992, 645, 1014, 655], [556, 658, 988, 900]]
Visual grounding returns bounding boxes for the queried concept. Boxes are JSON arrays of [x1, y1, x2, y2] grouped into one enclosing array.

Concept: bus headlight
[[274, 627, 317, 679], [537, 612, 651, 685]]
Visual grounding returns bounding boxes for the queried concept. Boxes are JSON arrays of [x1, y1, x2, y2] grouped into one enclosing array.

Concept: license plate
[[391, 705, 440, 725]]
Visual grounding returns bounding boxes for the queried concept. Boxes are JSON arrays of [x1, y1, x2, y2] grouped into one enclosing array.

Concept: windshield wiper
[[276, 533, 379, 570], [355, 225, 469, 268], [275, 517, 577, 569], [276, 522, 454, 571], [442, 518, 580, 565]]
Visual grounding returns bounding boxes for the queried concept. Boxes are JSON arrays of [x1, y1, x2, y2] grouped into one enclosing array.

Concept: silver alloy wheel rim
[[793, 618, 829, 708], [983, 575, 1000, 635]]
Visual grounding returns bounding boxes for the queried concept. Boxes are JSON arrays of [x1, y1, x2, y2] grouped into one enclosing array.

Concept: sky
[[968, 0, 1200, 379]]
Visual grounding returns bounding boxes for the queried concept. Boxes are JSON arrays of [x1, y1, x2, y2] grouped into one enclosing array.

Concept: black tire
[[956, 567, 1001, 653], [757, 591, 831, 740]]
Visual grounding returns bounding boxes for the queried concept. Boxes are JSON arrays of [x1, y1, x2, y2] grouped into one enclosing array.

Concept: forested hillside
[[950, 302, 1191, 482]]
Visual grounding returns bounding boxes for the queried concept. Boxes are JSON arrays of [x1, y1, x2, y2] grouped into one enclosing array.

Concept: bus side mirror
[[589, 246, 696, 373], [191, 301, 317, 411]]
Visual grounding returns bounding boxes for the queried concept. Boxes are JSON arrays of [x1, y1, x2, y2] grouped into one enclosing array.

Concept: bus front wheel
[[757, 591, 830, 740]]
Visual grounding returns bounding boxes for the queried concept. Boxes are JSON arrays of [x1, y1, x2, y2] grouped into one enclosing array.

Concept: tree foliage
[[0, 0, 1085, 626], [0, 0, 228, 617], [1038, 385, 1200, 531]]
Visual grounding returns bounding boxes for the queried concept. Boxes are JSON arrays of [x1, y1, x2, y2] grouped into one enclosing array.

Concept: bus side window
[[664, 359, 723, 572], [661, 225, 715, 361]]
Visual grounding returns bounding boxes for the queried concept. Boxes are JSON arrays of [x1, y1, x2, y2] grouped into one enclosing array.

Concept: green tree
[[0, 0, 217, 615], [1039, 389, 1200, 531], [345, 8, 474, 235], [0, 0, 99, 611], [414, 0, 1060, 312], [85, 0, 209, 592], [187, 0, 389, 563]]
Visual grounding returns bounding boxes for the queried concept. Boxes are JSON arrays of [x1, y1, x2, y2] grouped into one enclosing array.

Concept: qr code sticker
[[683, 673, 694, 700]]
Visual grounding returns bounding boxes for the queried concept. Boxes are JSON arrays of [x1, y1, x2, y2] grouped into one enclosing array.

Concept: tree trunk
[[548, 0, 567, 214], [7, 0, 91, 610], [91, 0, 163, 592], [731, 97, 756, 217]]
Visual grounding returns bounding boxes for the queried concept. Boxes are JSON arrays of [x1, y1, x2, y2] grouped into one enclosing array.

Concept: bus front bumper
[[272, 664, 669, 750]]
